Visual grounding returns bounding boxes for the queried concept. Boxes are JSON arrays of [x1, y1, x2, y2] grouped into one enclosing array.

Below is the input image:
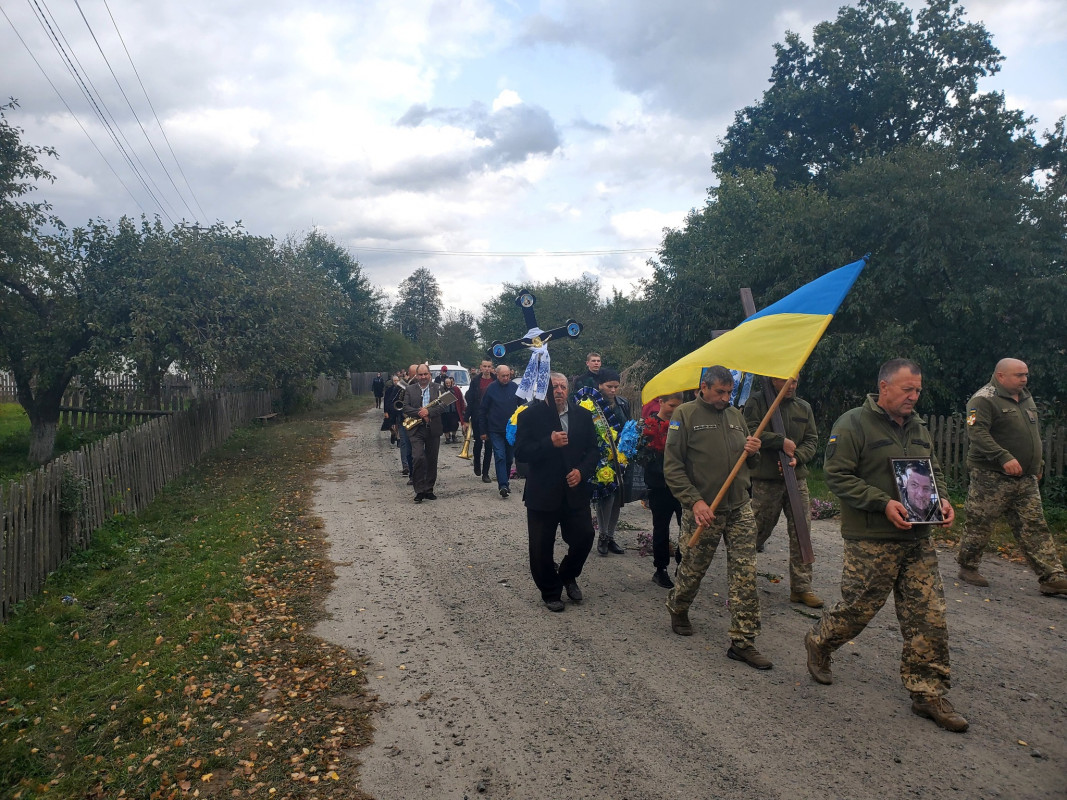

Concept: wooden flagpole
[[687, 376, 793, 549]]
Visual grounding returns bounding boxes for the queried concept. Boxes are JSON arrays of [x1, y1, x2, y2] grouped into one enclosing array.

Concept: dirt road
[[314, 409, 1066, 800]]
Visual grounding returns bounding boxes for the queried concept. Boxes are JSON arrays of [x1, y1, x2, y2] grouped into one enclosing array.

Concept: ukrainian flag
[[641, 256, 868, 405]]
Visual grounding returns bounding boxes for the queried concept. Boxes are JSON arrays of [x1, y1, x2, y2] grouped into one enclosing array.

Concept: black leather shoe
[[412, 493, 424, 503], [563, 581, 583, 603], [424, 491, 437, 500], [544, 598, 565, 612], [651, 568, 674, 588], [474, 466, 481, 476], [499, 487, 510, 499], [482, 474, 492, 483], [607, 539, 625, 555], [597, 538, 609, 556]]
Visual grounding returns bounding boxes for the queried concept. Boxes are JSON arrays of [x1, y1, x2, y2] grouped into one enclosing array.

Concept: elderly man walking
[[804, 359, 967, 732], [957, 358, 1067, 596], [402, 364, 450, 503], [515, 373, 599, 612], [479, 365, 522, 498]]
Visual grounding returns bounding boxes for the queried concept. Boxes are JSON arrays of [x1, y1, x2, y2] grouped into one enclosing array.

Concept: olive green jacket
[[965, 373, 1043, 476], [664, 396, 758, 512], [743, 390, 819, 481], [824, 395, 944, 541]]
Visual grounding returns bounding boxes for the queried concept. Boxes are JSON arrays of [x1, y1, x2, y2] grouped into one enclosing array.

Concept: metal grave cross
[[487, 289, 583, 359]]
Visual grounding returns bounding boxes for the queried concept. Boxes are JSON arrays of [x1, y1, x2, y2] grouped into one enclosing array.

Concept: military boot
[[957, 567, 989, 587], [911, 696, 968, 732], [790, 590, 824, 608], [669, 609, 693, 636], [727, 642, 773, 670], [1039, 574, 1067, 596], [804, 630, 832, 685]]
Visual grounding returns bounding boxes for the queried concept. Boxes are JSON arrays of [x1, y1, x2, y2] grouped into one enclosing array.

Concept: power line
[[27, 0, 175, 224], [0, 3, 147, 214], [102, 0, 208, 222], [74, 0, 199, 222]]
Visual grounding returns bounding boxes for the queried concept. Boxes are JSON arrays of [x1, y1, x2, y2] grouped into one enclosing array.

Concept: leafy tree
[[436, 309, 482, 366], [0, 104, 118, 463], [714, 0, 1039, 187], [642, 145, 1067, 425], [389, 267, 442, 348], [292, 230, 385, 373]]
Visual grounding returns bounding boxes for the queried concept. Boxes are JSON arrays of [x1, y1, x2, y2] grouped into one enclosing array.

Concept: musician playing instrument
[[403, 364, 453, 502]]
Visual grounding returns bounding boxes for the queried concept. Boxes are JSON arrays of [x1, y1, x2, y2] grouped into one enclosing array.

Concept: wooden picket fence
[[0, 391, 273, 622], [925, 414, 1066, 485], [59, 393, 185, 431]]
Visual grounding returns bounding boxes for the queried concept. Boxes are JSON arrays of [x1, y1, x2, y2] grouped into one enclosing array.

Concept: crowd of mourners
[[372, 352, 1066, 734]]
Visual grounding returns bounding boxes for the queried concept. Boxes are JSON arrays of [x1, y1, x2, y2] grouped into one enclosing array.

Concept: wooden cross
[[487, 289, 583, 358]]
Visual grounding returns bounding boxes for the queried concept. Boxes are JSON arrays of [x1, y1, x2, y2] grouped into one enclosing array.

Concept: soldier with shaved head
[[957, 358, 1067, 596]]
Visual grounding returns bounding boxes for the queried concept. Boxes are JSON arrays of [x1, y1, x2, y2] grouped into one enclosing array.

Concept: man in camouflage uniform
[[804, 359, 968, 732], [664, 365, 770, 670], [957, 358, 1067, 595], [744, 376, 823, 608]]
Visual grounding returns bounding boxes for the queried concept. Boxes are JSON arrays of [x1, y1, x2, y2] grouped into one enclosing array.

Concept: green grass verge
[[0, 396, 376, 800], [0, 404, 126, 484]]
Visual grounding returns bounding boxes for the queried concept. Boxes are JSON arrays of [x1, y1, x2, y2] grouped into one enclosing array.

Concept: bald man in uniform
[[957, 358, 1067, 595]]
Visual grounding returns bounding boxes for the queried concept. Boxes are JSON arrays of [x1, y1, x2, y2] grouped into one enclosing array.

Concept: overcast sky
[[3, 0, 1065, 319]]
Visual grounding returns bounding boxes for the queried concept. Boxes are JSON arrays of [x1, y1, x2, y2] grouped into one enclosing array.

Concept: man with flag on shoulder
[[664, 365, 771, 670]]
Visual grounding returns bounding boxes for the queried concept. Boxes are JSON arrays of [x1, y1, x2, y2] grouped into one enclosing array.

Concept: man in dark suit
[[402, 364, 453, 502], [515, 372, 599, 612]]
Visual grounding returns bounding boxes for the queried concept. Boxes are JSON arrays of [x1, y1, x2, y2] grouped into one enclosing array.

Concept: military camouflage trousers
[[811, 537, 950, 698], [958, 469, 1066, 581], [666, 501, 760, 646], [751, 478, 812, 592]]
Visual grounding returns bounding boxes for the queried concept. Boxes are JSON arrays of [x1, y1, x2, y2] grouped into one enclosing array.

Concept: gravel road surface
[[314, 410, 1066, 800]]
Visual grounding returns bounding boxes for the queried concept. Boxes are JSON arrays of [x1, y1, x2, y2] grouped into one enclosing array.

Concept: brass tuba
[[457, 423, 473, 459], [402, 391, 457, 431]]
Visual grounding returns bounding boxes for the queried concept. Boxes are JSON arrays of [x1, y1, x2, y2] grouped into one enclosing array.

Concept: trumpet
[[402, 392, 457, 431], [457, 424, 473, 459]]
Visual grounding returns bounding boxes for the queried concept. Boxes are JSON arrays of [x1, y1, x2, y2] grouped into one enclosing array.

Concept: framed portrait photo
[[890, 457, 945, 524]]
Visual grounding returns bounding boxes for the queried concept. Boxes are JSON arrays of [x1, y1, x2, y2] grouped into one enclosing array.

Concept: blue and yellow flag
[[641, 256, 868, 405]]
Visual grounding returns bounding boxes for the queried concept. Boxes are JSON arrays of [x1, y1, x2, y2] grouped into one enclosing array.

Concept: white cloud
[[611, 209, 686, 244]]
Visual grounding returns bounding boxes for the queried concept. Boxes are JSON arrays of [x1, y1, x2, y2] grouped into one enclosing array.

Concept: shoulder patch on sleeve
[[966, 408, 976, 426], [668, 419, 681, 430]]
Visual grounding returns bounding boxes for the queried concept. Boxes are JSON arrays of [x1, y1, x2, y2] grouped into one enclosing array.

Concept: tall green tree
[[389, 267, 442, 348], [714, 0, 1039, 187], [436, 309, 482, 366], [0, 104, 120, 463], [292, 230, 384, 373], [642, 145, 1067, 424]]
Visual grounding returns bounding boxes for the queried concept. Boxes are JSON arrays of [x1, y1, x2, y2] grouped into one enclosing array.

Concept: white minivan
[[427, 363, 470, 387]]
